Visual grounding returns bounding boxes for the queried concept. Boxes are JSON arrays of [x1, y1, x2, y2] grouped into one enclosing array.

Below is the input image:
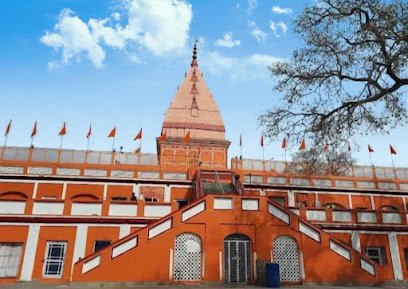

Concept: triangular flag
[[390, 145, 397, 155], [4, 119, 12, 136], [31, 121, 37, 138], [239, 134, 242, 147], [134, 128, 142, 141], [281, 137, 287, 149], [159, 131, 167, 141], [183, 131, 191, 143], [108, 127, 116, 138], [260, 135, 264, 147], [86, 125, 92, 139], [299, 138, 306, 150], [59, 122, 67, 136], [368, 144, 374, 153]]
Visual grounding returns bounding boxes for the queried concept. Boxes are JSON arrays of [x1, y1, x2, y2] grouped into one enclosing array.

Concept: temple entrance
[[224, 234, 251, 284], [273, 236, 301, 282]]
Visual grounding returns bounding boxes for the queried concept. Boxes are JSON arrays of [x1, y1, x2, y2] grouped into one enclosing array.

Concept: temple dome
[[161, 45, 226, 141]]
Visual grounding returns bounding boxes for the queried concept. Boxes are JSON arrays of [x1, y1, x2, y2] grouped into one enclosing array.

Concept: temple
[[0, 45, 408, 285]]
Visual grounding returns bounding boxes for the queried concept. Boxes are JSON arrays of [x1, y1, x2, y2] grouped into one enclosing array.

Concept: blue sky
[[0, 0, 407, 168]]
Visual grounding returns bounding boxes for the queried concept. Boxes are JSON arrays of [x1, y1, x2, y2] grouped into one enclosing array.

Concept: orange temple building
[[1, 45, 408, 285]]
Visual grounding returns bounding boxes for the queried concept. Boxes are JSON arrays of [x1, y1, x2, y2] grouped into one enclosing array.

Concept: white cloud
[[202, 51, 284, 81], [41, 9, 106, 68], [247, 0, 257, 14], [247, 20, 267, 43], [270, 21, 288, 37], [214, 32, 240, 48], [111, 12, 121, 21], [41, 0, 193, 68], [271, 5, 293, 14]]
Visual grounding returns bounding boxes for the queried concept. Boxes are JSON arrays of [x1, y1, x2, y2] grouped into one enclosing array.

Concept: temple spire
[[191, 38, 198, 67]]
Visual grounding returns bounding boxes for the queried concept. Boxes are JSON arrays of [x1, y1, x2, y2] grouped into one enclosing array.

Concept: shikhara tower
[[158, 42, 230, 169]]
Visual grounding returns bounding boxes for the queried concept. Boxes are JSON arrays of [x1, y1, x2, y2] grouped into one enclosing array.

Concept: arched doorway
[[173, 233, 202, 281], [273, 236, 300, 282], [224, 233, 251, 284]]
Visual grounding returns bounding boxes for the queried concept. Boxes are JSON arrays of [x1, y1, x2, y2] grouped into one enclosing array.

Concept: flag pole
[[59, 135, 63, 150], [86, 137, 90, 151], [112, 137, 115, 152]]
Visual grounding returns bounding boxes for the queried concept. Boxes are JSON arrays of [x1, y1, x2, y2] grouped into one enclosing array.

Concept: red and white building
[[0, 47, 408, 285]]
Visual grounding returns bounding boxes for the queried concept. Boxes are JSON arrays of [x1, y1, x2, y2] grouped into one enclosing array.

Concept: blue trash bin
[[265, 263, 280, 288]]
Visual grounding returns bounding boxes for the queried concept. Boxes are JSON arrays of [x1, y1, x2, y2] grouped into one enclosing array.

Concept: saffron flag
[[368, 144, 374, 153], [281, 137, 287, 149], [108, 127, 116, 138], [159, 131, 167, 141], [260, 135, 264, 147], [31, 121, 37, 138], [183, 131, 191, 143], [390, 145, 397, 155], [59, 122, 67, 136], [86, 125, 92, 139], [299, 138, 306, 150], [4, 119, 11, 136], [134, 128, 142, 141]]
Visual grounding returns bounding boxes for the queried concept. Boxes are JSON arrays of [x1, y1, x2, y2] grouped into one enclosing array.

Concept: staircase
[[71, 180, 384, 284]]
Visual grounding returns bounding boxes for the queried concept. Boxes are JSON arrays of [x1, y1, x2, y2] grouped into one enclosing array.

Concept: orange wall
[[36, 183, 63, 200], [0, 226, 29, 283], [85, 227, 120, 256], [32, 226, 77, 282]]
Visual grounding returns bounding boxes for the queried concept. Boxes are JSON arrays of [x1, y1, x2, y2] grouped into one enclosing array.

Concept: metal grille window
[[173, 233, 201, 281], [224, 234, 251, 284], [43, 242, 67, 278], [0, 243, 23, 278], [273, 236, 300, 282], [365, 246, 386, 265]]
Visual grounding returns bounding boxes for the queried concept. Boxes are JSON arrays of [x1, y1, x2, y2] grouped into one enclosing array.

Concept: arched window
[[324, 203, 344, 209], [173, 233, 201, 281], [273, 236, 301, 282]]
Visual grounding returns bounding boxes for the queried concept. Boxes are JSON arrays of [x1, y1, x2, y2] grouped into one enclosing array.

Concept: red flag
[[108, 127, 116, 138], [31, 121, 37, 138], [390, 145, 397, 155], [183, 131, 191, 143], [59, 122, 67, 136], [159, 131, 167, 141], [260, 135, 264, 147], [299, 138, 306, 150], [86, 125, 92, 139], [4, 119, 11, 136], [134, 128, 142, 141], [281, 137, 287, 149], [368, 144, 374, 153], [239, 134, 242, 147], [348, 142, 352, 152]]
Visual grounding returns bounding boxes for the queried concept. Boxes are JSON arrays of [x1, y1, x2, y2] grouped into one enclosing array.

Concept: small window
[[380, 205, 399, 211], [94, 240, 111, 253], [365, 246, 386, 265], [270, 197, 285, 206], [43, 242, 67, 278], [404, 248, 408, 270], [324, 203, 344, 209], [144, 197, 158, 202], [111, 196, 127, 201]]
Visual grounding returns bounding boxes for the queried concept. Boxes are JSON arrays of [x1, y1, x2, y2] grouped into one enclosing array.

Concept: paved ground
[[0, 283, 407, 289]]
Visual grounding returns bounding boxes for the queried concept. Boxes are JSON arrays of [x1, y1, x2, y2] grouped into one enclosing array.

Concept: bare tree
[[260, 0, 408, 147], [291, 146, 355, 176]]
